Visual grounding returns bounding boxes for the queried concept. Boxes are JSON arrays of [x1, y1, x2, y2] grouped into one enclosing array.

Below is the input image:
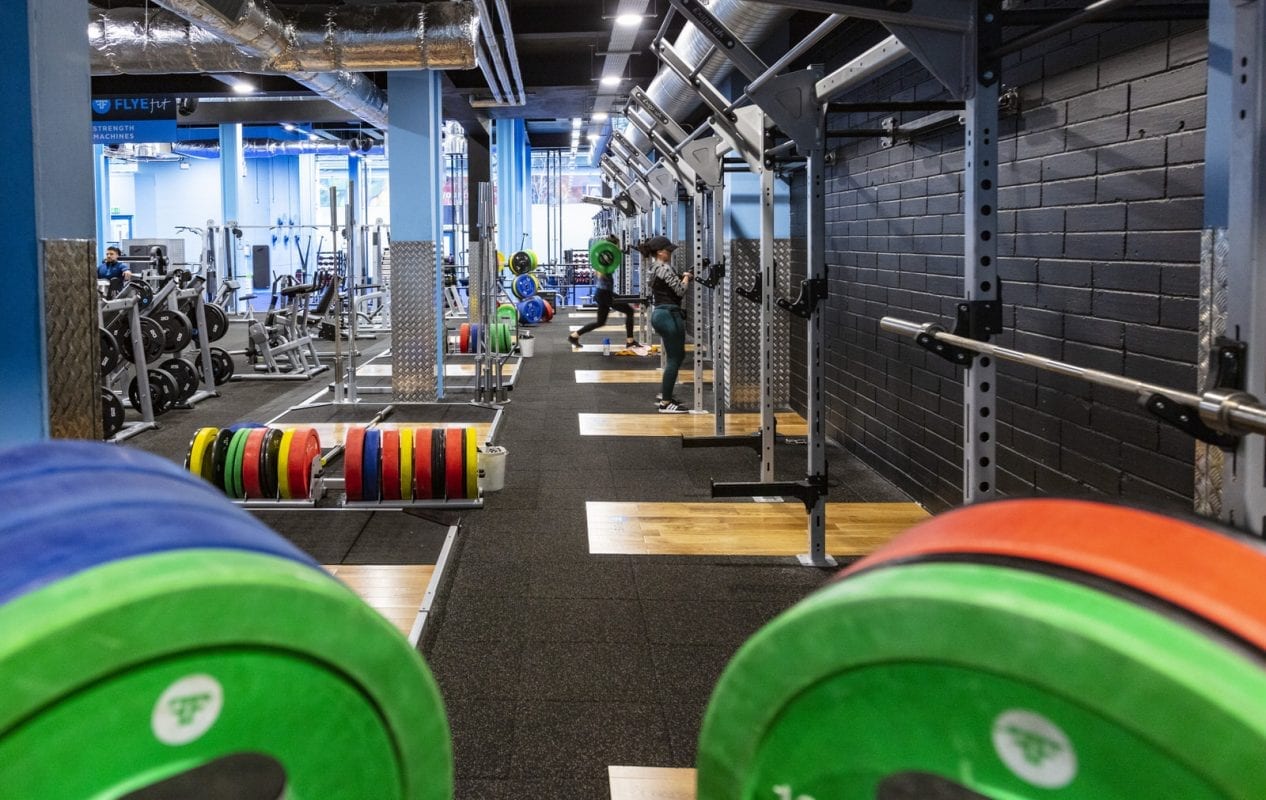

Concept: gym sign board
[[92, 95, 178, 145]]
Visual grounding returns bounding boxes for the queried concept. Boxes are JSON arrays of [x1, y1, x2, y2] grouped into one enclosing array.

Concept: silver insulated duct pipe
[[114, 1, 480, 127], [625, 0, 793, 154], [172, 139, 386, 158]]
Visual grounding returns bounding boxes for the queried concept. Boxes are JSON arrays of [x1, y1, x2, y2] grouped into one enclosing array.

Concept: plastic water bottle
[[602, 337, 611, 356]]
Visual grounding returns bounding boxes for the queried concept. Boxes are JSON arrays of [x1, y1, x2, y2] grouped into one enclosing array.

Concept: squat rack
[[877, 0, 1266, 534]]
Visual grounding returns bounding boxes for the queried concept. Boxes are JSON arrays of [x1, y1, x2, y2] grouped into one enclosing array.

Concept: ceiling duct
[[105, 1, 480, 127], [624, 0, 793, 154], [171, 138, 385, 158]]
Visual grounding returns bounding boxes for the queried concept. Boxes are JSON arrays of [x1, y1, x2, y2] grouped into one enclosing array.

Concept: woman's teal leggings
[[651, 304, 686, 402]]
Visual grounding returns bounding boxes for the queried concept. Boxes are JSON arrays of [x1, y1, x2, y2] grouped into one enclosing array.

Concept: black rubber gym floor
[[127, 316, 913, 798]]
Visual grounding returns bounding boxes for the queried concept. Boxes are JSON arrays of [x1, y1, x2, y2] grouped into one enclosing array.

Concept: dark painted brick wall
[[789, 16, 1207, 513]]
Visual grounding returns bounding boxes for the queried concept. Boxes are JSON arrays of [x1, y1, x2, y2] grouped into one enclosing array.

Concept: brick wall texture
[[789, 16, 1208, 513]]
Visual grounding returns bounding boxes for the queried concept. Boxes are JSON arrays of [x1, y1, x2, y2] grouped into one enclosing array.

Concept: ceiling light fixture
[[572, 117, 582, 128], [615, 13, 642, 27], [593, 111, 609, 122], [600, 76, 621, 87], [282, 123, 296, 131], [231, 80, 256, 94], [308, 133, 319, 141]]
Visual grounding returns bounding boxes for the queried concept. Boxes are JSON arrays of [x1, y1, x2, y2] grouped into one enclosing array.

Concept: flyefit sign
[[92, 96, 179, 144]]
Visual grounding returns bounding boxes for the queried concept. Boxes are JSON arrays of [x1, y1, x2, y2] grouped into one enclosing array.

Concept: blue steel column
[[219, 123, 243, 284], [3, 0, 95, 443], [94, 145, 112, 261], [520, 124, 532, 251], [388, 70, 445, 398], [496, 118, 529, 256]]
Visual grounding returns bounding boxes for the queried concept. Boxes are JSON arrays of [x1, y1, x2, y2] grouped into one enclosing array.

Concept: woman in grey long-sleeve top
[[641, 235, 692, 413]]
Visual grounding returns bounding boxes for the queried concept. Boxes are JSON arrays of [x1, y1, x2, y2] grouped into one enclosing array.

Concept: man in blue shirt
[[97, 246, 132, 283]]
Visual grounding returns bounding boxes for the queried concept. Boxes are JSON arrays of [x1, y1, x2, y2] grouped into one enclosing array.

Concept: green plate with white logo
[[0, 549, 451, 799], [696, 562, 1266, 800]]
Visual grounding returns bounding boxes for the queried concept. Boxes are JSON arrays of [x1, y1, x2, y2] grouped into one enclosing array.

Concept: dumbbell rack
[[157, 278, 221, 407], [99, 295, 157, 441]]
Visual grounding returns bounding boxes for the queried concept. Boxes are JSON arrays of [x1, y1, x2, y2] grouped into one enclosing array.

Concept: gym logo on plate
[[991, 708, 1078, 789], [92, 99, 111, 114], [151, 674, 224, 746]]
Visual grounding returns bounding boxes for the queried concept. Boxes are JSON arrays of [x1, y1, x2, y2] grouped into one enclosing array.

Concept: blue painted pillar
[[219, 123, 243, 282], [519, 127, 532, 251], [495, 118, 532, 255], [388, 70, 445, 398], [3, 0, 95, 444], [348, 154, 367, 280], [94, 145, 112, 261]]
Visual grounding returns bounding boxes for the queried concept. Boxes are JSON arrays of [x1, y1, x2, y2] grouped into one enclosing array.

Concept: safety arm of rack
[[880, 316, 1266, 437]]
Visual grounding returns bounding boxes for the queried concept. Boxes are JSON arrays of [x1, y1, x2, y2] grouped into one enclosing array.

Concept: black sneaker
[[626, 340, 642, 348], [657, 400, 689, 414], [567, 334, 581, 348]]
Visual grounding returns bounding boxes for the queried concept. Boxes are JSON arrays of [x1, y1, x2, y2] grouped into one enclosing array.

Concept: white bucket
[[478, 446, 507, 492], [519, 334, 535, 357]]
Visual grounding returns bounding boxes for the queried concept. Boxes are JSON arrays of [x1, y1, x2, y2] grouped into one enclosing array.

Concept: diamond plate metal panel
[[45, 239, 99, 439], [468, 240, 484, 322], [1195, 228, 1230, 518], [724, 239, 790, 411], [390, 240, 438, 401]]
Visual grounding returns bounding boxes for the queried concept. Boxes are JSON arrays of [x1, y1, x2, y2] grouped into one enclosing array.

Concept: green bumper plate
[[0, 550, 452, 799], [696, 562, 1266, 800], [589, 240, 622, 275]]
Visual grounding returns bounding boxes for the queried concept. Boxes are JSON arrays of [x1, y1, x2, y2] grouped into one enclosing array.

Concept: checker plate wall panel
[[468, 240, 482, 322], [45, 239, 99, 438], [1195, 228, 1230, 518], [390, 240, 438, 401], [725, 239, 791, 411]]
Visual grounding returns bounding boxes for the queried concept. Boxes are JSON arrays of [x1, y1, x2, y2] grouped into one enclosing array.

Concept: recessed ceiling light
[[615, 13, 641, 27], [600, 76, 621, 87], [282, 123, 296, 131], [232, 80, 255, 94], [593, 111, 609, 121]]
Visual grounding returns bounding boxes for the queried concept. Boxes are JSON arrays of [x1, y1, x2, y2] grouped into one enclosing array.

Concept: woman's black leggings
[[575, 289, 635, 339]]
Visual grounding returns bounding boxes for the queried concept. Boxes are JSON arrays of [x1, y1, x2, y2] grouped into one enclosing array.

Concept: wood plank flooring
[[323, 564, 434, 636], [587, 501, 928, 556], [608, 766, 696, 800], [575, 369, 712, 384], [574, 343, 693, 354], [578, 411, 808, 437], [356, 363, 518, 377]]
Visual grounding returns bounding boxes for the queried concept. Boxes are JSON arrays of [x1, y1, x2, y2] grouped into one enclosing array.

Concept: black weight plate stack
[[195, 348, 236, 386], [159, 357, 199, 403], [210, 347, 235, 385], [100, 388, 124, 439], [152, 308, 193, 352], [260, 428, 284, 499], [430, 429, 446, 500], [99, 328, 121, 378], [127, 368, 177, 416], [118, 317, 166, 364], [204, 304, 229, 342], [211, 428, 235, 489]]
